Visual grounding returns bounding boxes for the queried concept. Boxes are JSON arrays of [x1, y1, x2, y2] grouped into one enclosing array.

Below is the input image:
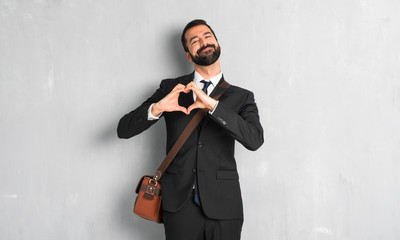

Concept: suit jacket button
[[198, 141, 203, 147], [192, 169, 197, 173]]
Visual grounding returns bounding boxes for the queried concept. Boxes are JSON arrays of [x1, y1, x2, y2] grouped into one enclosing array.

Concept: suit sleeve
[[210, 91, 264, 151], [117, 79, 171, 139]]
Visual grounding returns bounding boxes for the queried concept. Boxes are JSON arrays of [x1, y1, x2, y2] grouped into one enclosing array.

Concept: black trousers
[[163, 193, 243, 240]]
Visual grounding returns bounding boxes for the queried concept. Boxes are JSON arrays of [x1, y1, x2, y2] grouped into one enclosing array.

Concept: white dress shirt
[[148, 71, 223, 120]]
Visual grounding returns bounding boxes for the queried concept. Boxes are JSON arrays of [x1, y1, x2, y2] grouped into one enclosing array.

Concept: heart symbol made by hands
[[151, 82, 218, 116]]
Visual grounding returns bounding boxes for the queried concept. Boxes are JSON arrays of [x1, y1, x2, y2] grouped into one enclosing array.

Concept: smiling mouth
[[201, 47, 212, 52], [198, 45, 215, 55], [201, 49, 213, 56]]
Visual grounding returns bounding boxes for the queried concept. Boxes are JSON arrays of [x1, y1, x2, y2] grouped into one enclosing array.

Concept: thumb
[[177, 106, 189, 115], [187, 103, 199, 115]]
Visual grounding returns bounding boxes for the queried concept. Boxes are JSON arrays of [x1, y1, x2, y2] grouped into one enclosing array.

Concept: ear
[[185, 51, 193, 62]]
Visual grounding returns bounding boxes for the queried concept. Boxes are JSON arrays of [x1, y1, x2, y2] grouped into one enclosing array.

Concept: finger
[[191, 88, 210, 102], [177, 106, 189, 115], [186, 81, 199, 90], [185, 86, 197, 96], [190, 86, 204, 95], [174, 88, 187, 94], [187, 103, 200, 114], [183, 87, 191, 93], [185, 81, 195, 87], [170, 87, 187, 96], [173, 84, 186, 92], [175, 106, 188, 114], [186, 83, 203, 92], [187, 106, 194, 115], [176, 83, 186, 89]]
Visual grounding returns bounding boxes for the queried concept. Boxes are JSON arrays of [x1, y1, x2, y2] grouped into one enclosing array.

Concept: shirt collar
[[193, 71, 223, 87]]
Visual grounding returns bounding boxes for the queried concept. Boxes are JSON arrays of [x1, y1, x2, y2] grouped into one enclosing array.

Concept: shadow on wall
[[107, 28, 192, 239], [167, 26, 193, 75]]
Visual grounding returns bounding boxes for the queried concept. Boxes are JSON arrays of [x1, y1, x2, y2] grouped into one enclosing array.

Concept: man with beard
[[117, 19, 264, 240]]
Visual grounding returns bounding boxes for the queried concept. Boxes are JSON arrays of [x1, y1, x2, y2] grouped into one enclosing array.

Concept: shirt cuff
[[148, 103, 162, 120], [209, 101, 219, 115]]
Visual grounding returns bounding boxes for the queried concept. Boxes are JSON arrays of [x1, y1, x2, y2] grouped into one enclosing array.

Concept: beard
[[189, 44, 221, 66]]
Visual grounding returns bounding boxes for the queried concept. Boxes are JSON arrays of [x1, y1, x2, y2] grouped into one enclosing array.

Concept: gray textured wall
[[1, 0, 400, 239]]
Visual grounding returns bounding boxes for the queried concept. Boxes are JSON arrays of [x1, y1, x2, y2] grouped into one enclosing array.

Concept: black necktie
[[201, 80, 212, 95], [193, 80, 212, 206]]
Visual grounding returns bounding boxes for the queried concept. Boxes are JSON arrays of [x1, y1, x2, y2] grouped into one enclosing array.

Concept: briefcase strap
[[150, 80, 230, 184]]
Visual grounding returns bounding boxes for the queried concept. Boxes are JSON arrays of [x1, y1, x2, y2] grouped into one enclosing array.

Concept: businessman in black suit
[[117, 19, 264, 240]]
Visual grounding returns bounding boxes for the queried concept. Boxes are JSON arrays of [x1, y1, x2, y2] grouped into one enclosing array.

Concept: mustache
[[197, 44, 216, 54]]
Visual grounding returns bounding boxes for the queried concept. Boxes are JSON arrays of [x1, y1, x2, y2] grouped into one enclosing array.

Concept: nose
[[199, 37, 207, 46]]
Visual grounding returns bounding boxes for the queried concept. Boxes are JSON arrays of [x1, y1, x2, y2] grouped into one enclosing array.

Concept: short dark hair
[[181, 19, 218, 52]]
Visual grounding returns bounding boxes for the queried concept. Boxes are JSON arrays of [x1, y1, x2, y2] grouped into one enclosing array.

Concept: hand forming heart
[[151, 82, 218, 116]]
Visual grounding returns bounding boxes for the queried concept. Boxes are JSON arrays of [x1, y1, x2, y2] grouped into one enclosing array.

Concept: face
[[184, 25, 221, 66]]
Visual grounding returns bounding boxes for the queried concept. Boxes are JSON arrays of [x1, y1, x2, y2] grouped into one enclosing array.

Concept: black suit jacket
[[118, 72, 264, 220]]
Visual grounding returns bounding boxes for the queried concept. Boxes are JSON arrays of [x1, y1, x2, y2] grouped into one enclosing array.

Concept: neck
[[193, 60, 221, 80]]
